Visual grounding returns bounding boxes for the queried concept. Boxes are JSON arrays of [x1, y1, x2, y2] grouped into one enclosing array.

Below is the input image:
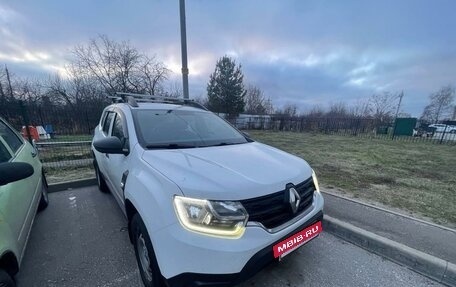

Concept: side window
[[103, 112, 114, 135], [111, 114, 125, 141], [0, 140, 12, 163], [0, 121, 23, 154], [99, 111, 107, 127]]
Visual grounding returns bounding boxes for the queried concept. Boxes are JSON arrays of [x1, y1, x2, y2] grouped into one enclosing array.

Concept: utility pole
[[392, 91, 404, 139], [5, 65, 13, 99], [179, 0, 189, 99], [394, 91, 404, 120]]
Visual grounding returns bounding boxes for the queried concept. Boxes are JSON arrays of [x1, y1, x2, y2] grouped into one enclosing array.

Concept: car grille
[[240, 177, 315, 230]]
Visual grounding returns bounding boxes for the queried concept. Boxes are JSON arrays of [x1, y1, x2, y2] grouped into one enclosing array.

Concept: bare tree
[[70, 75, 104, 103], [397, 112, 411, 118], [71, 35, 169, 96], [162, 80, 182, 98], [245, 85, 267, 114], [140, 56, 169, 95], [349, 99, 371, 117], [304, 105, 325, 118], [14, 78, 44, 104], [0, 67, 44, 104], [420, 85, 455, 123], [47, 73, 106, 108], [276, 103, 298, 117], [263, 98, 274, 115], [327, 102, 349, 118], [368, 92, 399, 122], [0, 35, 171, 115], [47, 75, 73, 105]]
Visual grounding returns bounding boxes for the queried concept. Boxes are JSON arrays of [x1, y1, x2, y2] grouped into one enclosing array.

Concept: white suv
[[91, 94, 324, 287]]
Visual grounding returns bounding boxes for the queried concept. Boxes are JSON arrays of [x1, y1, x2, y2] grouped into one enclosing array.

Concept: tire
[[0, 269, 15, 287], [131, 214, 165, 287], [94, 161, 109, 193], [38, 173, 49, 212]]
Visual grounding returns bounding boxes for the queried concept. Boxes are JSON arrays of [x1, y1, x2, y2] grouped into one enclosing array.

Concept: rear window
[[0, 121, 23, 154]]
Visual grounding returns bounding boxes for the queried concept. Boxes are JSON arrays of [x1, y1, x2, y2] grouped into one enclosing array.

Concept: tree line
[[205, 55, 455, 123], [0, 35, 171, 113]]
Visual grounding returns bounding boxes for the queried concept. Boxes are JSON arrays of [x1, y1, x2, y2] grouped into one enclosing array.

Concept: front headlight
[[312, 170, 320, 192], [173, 196, 249, 239]]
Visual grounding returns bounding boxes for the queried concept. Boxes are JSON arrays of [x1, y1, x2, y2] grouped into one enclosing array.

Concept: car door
[[0, 119, 42, 258], [105, 111, 130, 206]]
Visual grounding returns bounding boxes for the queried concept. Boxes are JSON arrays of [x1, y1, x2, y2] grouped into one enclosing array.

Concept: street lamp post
[[179, 0, 189, 99]]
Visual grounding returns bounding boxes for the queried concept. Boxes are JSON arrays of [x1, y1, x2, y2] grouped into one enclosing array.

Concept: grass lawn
[[46, 165, 94, 183], [248, 130, 456, 227], [38, 145, 92, 162], [43, 134, 92, 142]]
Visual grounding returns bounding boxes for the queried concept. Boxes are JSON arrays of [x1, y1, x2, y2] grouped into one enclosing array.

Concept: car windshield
[[134, 109, 248, 148]]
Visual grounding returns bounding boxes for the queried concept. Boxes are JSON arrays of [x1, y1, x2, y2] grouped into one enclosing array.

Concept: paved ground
[[323, 191, 456, 264], [17, 187, 443, 287]]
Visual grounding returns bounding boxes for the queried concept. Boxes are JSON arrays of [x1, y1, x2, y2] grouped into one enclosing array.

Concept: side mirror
[[0, 162, 34, 186], [93, 137, 128, 155]]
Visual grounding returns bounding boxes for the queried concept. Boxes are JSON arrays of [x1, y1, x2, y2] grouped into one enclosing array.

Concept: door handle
[[105, 153, 109, 158]]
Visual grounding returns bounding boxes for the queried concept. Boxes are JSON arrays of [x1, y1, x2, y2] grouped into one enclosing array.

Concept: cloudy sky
[[1, 0, 455, 115]]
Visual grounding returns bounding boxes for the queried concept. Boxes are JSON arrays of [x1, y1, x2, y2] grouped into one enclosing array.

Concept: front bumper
[[152, 191, 324, 287], [166, 210, 323, 287]]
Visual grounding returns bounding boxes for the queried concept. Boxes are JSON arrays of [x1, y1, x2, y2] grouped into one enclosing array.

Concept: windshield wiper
[[206, 142, 243, 147], [146, 143, 197, 149]]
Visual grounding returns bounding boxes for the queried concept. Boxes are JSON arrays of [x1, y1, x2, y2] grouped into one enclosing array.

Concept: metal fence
[[1, 101, 103, 183], [1, 101, 455, 183], [231, 116, 456, 145]]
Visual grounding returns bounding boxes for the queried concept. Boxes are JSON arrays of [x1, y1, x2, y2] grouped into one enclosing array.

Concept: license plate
[[273, 221, 322, 259]]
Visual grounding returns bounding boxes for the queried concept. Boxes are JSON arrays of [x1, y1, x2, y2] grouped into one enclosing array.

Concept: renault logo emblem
[[288, 187, 301, 214]]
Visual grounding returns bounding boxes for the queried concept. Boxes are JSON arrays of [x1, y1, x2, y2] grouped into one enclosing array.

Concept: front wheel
[[131, 214, 165, 287], [38, 173, 49, 211], [0, 269, 15, 287]]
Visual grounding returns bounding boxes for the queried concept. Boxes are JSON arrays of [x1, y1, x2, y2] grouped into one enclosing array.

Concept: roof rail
[[108, 92, 207, 110]]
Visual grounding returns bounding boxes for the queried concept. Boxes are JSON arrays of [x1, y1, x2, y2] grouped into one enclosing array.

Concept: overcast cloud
[[1, 0, 455, 115]]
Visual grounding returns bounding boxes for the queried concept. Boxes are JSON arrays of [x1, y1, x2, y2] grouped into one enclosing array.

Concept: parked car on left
[[0, 117, 49, 287]]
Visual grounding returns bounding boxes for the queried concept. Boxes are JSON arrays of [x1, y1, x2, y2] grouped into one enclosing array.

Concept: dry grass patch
[[249, 131, 456, 227]]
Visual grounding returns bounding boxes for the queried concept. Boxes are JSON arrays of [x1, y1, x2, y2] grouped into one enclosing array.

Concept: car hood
[[141, 142, 312, 200]]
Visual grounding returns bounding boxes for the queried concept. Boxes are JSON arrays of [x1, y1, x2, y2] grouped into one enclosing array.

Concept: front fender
[[124, 162, 183, 235], [124, 162, 185, 278]]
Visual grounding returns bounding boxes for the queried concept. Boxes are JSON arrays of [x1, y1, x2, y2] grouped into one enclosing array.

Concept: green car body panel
[[0, 118, 43, 274]]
